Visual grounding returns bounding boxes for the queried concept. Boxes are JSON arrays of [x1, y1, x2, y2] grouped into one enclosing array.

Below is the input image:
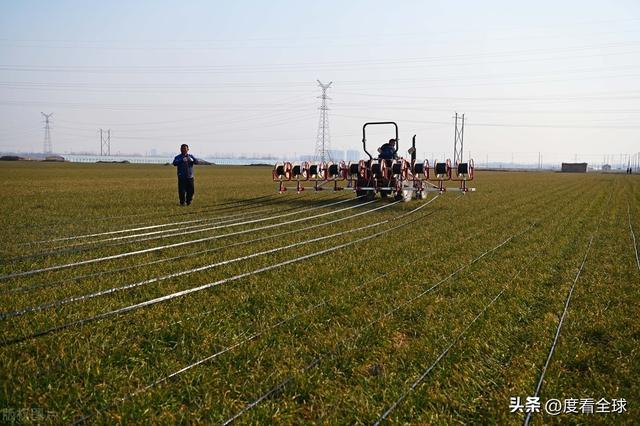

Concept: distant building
[[346, 149, 361, 162], [328, 149, 345, 162], [602, 164, 612, 172], [561, 162, 587, 173]]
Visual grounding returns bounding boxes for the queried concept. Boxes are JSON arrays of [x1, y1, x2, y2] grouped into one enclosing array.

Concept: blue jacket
[[378, 143, 397, 160], [173, 154, 198, 178]]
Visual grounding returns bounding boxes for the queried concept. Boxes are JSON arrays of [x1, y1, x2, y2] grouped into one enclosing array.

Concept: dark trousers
[[178, 177, 195, 204]]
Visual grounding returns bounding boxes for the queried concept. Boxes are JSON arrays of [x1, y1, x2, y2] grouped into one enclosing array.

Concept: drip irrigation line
[[70, 300, 328, 425], [14, 208, 290, 260], [220, 223, 533, 424], [73, 202, 444, 423], [522, 192, 611, 426], [521, 236, 595, 426], [8, 200, 394, 294], [373, 288, 506, 425], [21, 204, 286, 246], [12, 176, 562, 294], [155, 197, 509, 334], [63, 197, 345, 246], [628, 203, 640, 273], [14, 193, 283, 232], [0, 197, 438, 346], [70, 199, 441, 424], [72, 186, 583, 423], [21, 191, 340, 248], [1, 201, 402, 320], [5, 194, 353, 263], [372, 196, 591, 424], [154, 196, 499, 334], [220, 355, 320, 425], [0, 196, 367, 281]]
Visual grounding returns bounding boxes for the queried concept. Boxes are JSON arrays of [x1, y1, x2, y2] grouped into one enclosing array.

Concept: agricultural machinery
[[272, 121, 475, 201]]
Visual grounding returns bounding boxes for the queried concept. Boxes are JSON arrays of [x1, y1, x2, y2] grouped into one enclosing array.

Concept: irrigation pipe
[[7, 195, 355, 262], [1, 201, 403, 320], [16, 193, 283, 232], [628, 203, 640, 273], [220, 222, 533, 425], [522, 192, 611, 426], [22, 203, 292, 246], [69, 200, 442, 425], [22, 192, 340, 247], [1, 197, 438, 346], [373, 287, 507, 425], [17, 205, 309, 259], [0, 197, 369, 281], [73, 184, 588, 423], [5, 176, 581, 277], [9, 200, 395, 294], [60, 196, 352, 247], [373, 193, 592, 424], [9, 175, 562, 292]]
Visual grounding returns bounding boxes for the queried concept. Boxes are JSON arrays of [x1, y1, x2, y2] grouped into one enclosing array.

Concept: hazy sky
[[1, 0, 639, 164]]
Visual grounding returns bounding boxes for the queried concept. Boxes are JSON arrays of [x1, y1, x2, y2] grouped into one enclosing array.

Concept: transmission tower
[[100, 129, 111, 156], [41, 112, 53, 154], [315, 80, 333, 163], [453, 112, 465, 164]]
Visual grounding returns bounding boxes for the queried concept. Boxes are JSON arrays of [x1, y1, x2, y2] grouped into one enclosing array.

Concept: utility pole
[[538, 152, 541, 170], [452, 112, 465, 164], [315, 80, 333, 163], [41, 112, 53, 154], [100, 129, 111, 156]]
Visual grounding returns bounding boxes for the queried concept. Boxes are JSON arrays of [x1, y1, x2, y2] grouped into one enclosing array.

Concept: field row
[[1, 164, 638, 424]]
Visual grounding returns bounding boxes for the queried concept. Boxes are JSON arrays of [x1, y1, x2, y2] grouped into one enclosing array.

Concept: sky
[[1, 0, 639, 166]]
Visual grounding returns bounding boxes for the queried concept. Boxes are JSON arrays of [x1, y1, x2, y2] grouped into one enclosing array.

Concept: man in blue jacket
[[378, 138, 398, 160], [172, 144, 199, 206]]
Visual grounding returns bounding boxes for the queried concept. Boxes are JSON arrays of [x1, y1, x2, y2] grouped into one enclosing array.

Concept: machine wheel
[[380, 190, 390, 198], [366, 190, 376, 201]]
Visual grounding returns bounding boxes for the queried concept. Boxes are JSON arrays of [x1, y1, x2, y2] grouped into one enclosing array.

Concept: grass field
[[0, 162, 638, 424]]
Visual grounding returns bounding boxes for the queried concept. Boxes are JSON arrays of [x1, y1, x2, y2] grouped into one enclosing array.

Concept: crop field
[[0, 162, 638, 424]]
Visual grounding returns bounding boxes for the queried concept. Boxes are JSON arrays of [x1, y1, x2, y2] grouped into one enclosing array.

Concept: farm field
[[0, 162, 639, 424]]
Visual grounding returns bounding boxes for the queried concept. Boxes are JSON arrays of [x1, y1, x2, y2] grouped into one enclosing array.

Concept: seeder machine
[[273, 121, 475, 201]]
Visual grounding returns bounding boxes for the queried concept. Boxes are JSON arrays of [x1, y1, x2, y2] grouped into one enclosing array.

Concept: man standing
[[172, 144, 199, 206]]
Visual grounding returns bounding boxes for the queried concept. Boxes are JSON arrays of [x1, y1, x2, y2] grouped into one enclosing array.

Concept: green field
[[0, 162, 638, 424]]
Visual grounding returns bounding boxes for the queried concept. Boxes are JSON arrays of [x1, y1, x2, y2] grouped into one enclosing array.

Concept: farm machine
[[272, 121, 475, 201]]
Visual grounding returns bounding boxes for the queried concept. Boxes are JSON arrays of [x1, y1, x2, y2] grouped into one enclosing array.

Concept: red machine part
[[272, 162, 293, 181]]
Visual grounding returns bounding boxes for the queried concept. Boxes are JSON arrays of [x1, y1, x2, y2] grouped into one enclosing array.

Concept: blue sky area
[[1, 0, 639, 166]]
